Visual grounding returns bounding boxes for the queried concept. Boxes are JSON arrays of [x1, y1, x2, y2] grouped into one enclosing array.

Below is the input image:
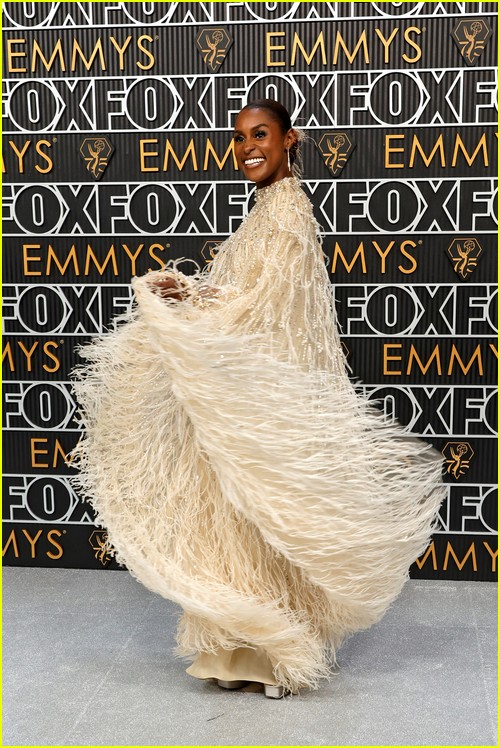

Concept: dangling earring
[[287, 148, 291, 170]]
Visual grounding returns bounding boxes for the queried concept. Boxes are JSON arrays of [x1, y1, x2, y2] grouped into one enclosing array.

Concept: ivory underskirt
[[186, 646, 278, 686]]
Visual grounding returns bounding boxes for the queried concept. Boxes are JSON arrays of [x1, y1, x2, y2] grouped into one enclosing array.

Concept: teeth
[[244, 158, 265, 165]]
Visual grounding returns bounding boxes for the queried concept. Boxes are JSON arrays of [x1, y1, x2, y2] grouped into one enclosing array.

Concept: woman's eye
[[255, 131, 266, 139], [233, 135, 244, 143]]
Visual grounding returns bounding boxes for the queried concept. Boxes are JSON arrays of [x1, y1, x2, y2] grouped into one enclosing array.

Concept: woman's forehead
[[234, 108, 278, 131]]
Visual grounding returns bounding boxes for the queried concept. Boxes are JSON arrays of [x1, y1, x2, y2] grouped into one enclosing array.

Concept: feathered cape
[[71, 177, 444, 691]]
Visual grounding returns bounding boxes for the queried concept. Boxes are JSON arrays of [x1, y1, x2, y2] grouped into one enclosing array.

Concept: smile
[[244, 157, 265, 166]]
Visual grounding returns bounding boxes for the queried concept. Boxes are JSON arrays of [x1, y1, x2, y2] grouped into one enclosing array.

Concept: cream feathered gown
[[71, 177, 445, 692]]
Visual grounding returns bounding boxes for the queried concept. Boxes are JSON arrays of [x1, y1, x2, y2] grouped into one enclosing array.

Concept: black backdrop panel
[[2, 2, 497, 580]]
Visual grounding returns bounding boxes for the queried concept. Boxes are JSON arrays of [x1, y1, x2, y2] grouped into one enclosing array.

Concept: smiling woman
[[232, 101, 297, 188], [71, 99, 445, 699]]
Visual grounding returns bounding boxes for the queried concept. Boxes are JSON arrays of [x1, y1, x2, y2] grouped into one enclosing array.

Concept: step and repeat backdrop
[[2, 2, 498, 580]]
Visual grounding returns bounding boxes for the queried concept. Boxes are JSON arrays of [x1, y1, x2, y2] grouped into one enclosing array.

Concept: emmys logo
[[195, 28, 232, 72], [89, 529, 115, 566], [201, 240, 223, 266], [79, 137, 114, 180], [317, 132, 355, 177], [442, 442, 474, 480], [452, 20, 491, 65], [447, 238, 483, 281]]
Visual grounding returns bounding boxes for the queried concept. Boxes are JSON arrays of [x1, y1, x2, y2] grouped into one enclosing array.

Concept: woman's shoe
[[264, 684, 286, 699], [217, 679, 248, 689]]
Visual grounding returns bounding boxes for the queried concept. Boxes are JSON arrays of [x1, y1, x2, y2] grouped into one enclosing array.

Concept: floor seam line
[[61, 596, 157, 743]]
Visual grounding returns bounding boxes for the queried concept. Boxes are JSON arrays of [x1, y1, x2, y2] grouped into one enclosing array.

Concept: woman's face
[[233, 108, 294, 189]]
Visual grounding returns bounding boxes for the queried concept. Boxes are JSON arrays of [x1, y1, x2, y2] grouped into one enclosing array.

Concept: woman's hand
[[196, 285, 219, 300], [152, 275, 187, 302], [191, 284, 221, 308]]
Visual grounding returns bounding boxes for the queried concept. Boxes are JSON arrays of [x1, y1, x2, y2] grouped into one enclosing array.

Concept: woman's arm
[[151, 274, 222, 308], [152, 275, 188, 301]]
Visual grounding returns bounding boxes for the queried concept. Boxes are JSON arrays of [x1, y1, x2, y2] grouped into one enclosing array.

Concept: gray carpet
[[3, 567, 497, 746]]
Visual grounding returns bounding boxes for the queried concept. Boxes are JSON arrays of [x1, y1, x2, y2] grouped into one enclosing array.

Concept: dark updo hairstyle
[[239, 98, 303, 177]]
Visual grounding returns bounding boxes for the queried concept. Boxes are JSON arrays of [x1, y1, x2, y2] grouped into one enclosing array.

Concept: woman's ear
[[285, 128, 297, 150]]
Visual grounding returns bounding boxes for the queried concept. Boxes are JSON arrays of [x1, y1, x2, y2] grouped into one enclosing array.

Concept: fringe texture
[[71, 178, 445, 691]]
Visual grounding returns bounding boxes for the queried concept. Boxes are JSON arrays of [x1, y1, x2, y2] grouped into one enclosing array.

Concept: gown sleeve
[[137, 180, 344, 374]]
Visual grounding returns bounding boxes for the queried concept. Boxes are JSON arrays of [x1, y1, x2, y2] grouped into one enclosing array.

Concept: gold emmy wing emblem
[[442, 442, 474, 480], [195, 28, 233, 72], [79, 137, 114, 180], [89, 529, 115, 566], [317, 132, 355, 177], [201, 240, 223, 267], [452, 19, 492, 65], [447, 238, 483, 281]]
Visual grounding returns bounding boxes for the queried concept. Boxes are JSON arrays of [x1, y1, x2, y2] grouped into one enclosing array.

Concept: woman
[[71, 100, 444, 698]]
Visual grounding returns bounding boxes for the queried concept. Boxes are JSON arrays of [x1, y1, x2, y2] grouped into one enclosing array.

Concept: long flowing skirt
[[71, 276, 445, 691]]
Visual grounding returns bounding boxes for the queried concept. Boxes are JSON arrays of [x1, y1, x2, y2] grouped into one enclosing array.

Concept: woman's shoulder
[[255, 177, 313, 218], [253, 178, 316, 235], [254, 177, 309, 206]]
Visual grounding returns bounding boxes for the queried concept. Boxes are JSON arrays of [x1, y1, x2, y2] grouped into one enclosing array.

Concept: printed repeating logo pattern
[[452, 19, 492, 65], [195, 27, 233, 72], [442, 442, 475, 479], [201, 240, 223, 266], [79, 137, 114, 180], [316, 132, 355, 176], [1, 3, 497, 578], [89, 529, 115, 566], [447, 238, 483, 281]]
